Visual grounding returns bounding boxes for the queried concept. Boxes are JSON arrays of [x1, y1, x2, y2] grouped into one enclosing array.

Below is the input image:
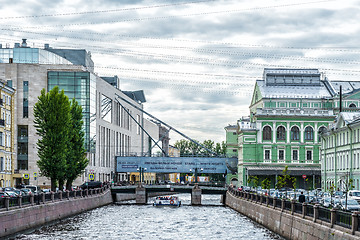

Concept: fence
[[0, 184, 110, 211], [227, 187, 360, 235]]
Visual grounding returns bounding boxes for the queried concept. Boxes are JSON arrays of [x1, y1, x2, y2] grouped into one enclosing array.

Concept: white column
[[287, 122, 290, 143], [314, 122, 318, 143], [300, 122, 304, 143], [273, 122, 276, 143]]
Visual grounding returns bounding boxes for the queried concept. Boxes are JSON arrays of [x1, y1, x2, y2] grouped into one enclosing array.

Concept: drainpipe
[[347, 125, 353, 181], [321, 135, 327, 191]]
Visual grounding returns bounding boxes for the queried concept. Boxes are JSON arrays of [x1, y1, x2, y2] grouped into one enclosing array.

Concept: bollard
[[351, 211, 359, 235], [330, 208, 336, 228], [313, 204, 320, 222]]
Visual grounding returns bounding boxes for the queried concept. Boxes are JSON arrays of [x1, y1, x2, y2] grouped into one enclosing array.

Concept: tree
[[247, 176, 259, 189], [64, 99, 89, 190], [174, 139, 190, 156], [34, 87, 70, 192], [261, 178, 271, 195], [275, 166, 295, 199]]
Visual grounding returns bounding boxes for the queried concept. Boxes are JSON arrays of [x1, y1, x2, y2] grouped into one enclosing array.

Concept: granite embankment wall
[[225, 191, 360, 240], [0, 189, 113, 238]]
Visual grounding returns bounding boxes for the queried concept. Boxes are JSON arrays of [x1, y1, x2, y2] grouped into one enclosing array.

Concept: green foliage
[[275, 166, 296, 194], [261, 178, 271, 190], [65, 99, 89, 190], [247, 176, 259, 187], [34, 87, 70, 191], [34, 87, 88, 191], [173, 139, 227, 156]]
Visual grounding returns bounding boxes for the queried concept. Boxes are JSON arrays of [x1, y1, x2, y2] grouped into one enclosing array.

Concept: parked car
[[79, 181, 103, 189], [0, 192, 8, 198], [5, 191, 19, 198], [339, 199, 360, 212], [24, 185, 40, 194], [20, 188, 33, 195], [347, 190, 360, 204]]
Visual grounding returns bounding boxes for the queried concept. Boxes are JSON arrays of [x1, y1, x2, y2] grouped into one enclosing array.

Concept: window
[[306, 150, 312, 161], [264, 149, 271, 160], [304, 126, 314, 141], [136, 114, 141, 135], [278, 149, 284, 161], [23, 81, 28, 118], [292, 149, 298, 161], [291, 126, 300, 140], [232, 149, 237, 152], [263, 126, 272, 141], [233, 132, 237, 135], [276, 126, 286, 141], [318, 126, 326, 142], [349, 103, 356, 108]]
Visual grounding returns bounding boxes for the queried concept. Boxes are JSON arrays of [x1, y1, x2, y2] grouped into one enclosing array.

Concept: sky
[[0, 0, 359, 145]]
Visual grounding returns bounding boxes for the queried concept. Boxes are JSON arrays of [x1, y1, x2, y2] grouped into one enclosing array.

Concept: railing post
[[351, 211, 359, 235], [291, 199, 296, 215], [260, 195, 263, 205], [5, 196, 9, 210], [313, 204, 319, 222], [330, 208, 336, 228], [273, 197, 277, 209], [266, 196, 269, 206], [18, 195, 22, 208], [74, 190, 77, 199], [281, 199, 285, 212], [79, 189, 83, 198], [66, 190, 70, 200], [30, 193, 34, 205], [51, 192, 55, 202], [302, 203, 307, 218], [41, 192, 45, 204], [85, 189, 89, 197]]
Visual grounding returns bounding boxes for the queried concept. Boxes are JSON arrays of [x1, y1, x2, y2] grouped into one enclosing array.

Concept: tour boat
[[153, 196, 181, 207]]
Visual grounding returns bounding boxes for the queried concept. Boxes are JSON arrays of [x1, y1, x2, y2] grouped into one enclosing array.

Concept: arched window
[[349, 103, 356, 108], [263, 126, 272, 141], [291, 126, 300, 141], [304, 126, 314, 141], [318, 126, 326, 142], [276, 126, 286, 141]]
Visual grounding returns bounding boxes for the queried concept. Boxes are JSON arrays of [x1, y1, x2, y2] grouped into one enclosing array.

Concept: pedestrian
[[299, 191, 306, 203]]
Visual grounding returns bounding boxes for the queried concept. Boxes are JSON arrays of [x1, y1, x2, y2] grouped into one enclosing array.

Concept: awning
[[246, 166, 320, 176]]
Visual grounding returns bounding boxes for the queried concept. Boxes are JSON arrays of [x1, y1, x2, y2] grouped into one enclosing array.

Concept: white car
[[348, 190, 360, 204]]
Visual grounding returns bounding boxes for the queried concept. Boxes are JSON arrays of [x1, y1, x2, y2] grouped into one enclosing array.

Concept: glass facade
[[0, 48, 72, 64], [23, 81, 28, 118], [48, 71, 96, 151]]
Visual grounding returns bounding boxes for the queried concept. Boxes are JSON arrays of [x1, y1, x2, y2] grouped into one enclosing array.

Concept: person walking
[[299, 191, 306, 203]]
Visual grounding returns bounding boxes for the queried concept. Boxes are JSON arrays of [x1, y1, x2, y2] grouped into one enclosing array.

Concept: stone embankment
[[0, 186, 112, 238], [226, 188, 360, 240]]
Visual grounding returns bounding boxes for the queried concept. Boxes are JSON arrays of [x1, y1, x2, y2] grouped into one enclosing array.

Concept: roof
[[256, 79, 332, 99], [123, 90, 146, 103]]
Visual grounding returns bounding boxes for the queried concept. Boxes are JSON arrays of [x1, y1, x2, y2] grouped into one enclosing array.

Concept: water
[[14, 194, 284, 240]]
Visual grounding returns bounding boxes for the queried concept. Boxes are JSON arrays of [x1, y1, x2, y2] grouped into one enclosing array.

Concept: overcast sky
[[0, 0, 359, 144]]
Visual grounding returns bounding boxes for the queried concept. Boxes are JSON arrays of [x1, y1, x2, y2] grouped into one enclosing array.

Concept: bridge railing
[[0, 183, 111, 211], [227, 186, 360, 235]]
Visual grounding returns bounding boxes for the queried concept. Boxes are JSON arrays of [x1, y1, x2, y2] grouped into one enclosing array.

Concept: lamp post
[[190, 168, 203, 183], [137, 167, 147, 184]]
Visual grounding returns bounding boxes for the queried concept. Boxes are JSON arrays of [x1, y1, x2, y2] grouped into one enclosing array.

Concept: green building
[[234, 68, 360, 190]]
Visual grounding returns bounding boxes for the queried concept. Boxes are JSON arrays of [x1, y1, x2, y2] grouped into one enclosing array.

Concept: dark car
[[80, 181, 103, 189]]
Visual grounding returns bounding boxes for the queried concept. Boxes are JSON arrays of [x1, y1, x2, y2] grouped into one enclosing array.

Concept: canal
[[14, 194, 283, 240]]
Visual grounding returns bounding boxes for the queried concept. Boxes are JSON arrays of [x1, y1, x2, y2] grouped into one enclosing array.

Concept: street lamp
[[137, 167, 147, 185]]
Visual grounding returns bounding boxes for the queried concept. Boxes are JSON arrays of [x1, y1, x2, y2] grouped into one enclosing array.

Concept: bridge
[[111, 184, 227, 205]]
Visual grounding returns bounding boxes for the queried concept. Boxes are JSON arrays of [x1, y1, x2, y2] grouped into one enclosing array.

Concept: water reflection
[[14, 194, 283, 240]]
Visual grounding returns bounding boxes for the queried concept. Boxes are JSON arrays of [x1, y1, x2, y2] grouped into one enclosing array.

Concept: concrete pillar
[[273, 197, 277, 209], [302, 203, 307, 218], [79, 190, 83, 198], [259, 195, 263, 205], [351, 212, 358, 235], [85, 189, 89, 197], [220, 193, 226, 204], [59, 191, 63, 201], [41, 193, 45, 204], [135, 185, 147, 204], [291, 199, 296, 215], [30, 193, 34, 205], [330, 208, 336, 227], [266, 196, 270, 206], [51, 192, 55, 202], [191, 184, 202, 205], [18, 196, 22, 208], [66, 191, 70, 200], [281, 199, 285, 212], [5, 196, 9, 210]]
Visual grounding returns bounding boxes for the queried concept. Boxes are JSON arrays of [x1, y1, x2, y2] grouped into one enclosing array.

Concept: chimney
[[21, 39, 27, 47]]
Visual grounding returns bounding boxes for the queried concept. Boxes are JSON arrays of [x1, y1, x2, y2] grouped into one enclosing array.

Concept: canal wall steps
[[0, 189, 112, 238], [225, 192, 359, 240]]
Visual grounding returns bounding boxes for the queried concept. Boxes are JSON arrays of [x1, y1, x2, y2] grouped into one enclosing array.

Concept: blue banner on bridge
[[116, 156, 228, 173]]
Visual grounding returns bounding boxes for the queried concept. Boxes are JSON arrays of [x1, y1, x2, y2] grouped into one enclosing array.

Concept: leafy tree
[[247, 176, 259, 189], [261, 178, 271, 194], [173, 139, 226, 157], [215, 141, 227, 156], [174, 139, 190, 156], [65, 99, 89, 190], [34, 87, 70, 192], [275, 166, 295, 198]]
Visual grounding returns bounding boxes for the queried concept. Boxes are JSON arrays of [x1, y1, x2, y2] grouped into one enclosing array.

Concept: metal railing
[[335, 211, 352, 229], [227, 187, 360, 235], [318, 207, 331, 223], [0, 184, 110, 211]]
